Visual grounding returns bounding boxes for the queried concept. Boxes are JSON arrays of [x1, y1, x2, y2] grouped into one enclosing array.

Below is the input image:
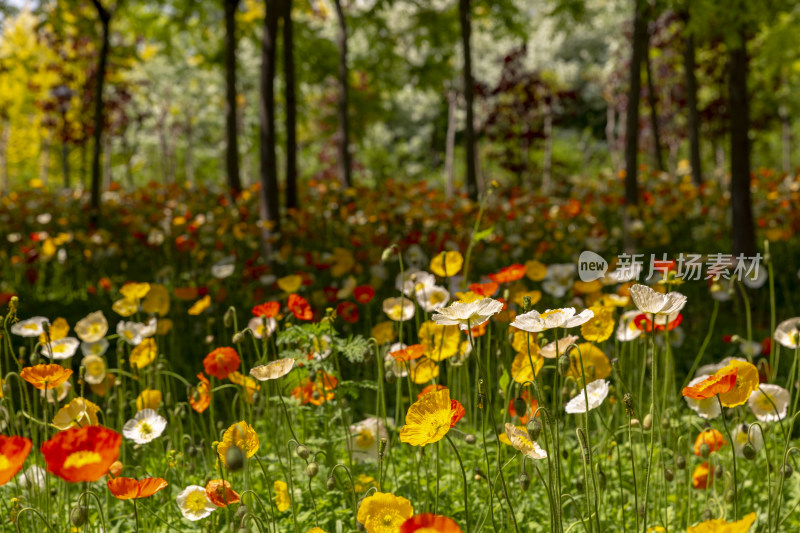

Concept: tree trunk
[[444, 89, 456, 198], [625, 0, 646, 207], [644, 34, 664, 172], [90, 0, 110, 226], [684, 30, 702, 185], [224, 0, 243, 196], [780, 103, 791, 173], [332, 0, 351, 188], [283, 0, 298, 209], [102, 132, 111, 189], [729, 31, 756, 257], [259, 0, 281, 237], [459, 0, 477, 200]]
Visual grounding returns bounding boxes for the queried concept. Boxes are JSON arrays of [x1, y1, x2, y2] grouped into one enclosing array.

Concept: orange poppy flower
[[401, 513, 463, 532], [391, 344, 425, 363], [449, 400, 465, 427], [692, 461, 713, 489], [252, 301, 280, 318], [20, 364, 73, 390], [292, 372, 338, 406], [488, 264, 526, 284], [468, 321, 488, 338], [417, 384, 448, 400], [469, 282, 499, 297], [354, 285, 375, 304], [108, 477, 168, 499], [508, 389, 539, 424], [203, 347, 240, 380], [189, 373, 211, 413], [41, 425, 122, 483], [205, 479, 240, 507], [288, 294, 313, 321], [681, 371, 738, 400], [694, 429, 726, 456], [0, 435, 32, 486]]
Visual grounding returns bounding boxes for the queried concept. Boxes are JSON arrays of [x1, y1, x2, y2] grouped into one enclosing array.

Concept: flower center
[[356, 429, 375, 449], [64, 451, 101, 469], [137, 421, 153, 437], [186, 490, 208, 512]]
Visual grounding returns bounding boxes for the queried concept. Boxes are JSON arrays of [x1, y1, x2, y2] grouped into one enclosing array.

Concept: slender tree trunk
[[625, 0, 646, 207], [444, 89, 456, 198], [90, 0, 110, 225], [542, 96, 553, 193], [283, 0, 298, 209], [644, 34, 664, 172], [684, 29, 702, 185], [224, 0, 242, 196], [102, 133, 111, 189], [332, 0, 351, 188], [729, 31, 756, 257], [259, 0, 281, 237], [459, 0, 477, 200], [780, 103, 791, 173]]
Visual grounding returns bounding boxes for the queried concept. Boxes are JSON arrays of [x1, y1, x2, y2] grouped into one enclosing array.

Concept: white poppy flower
[[539, 335, 579, 359], [683, 375, 721, 419], [80, 338, 109, 357], [41, 381, 71, 403], [382, 297, 416, 322], [510, 308, 593, 333], [616, 310, 644, 342], [565, 380, 609, 414], [10, 317, 49, 338], [19, 465, 46, 490], [748, 384, 789, 422], [774, 318, 800, 349], [123, 409, 167, 444], [176, 485, 217, 521], [629, 284, 687, 315], [416, 285, 450, 312], [385, 343, 409, 377], [247, 316, 277, 339], [350, 417, 390, 463], [42, 337, 80, 360], [731, 424, 764, 458], [74, 311, 108, 343], [431, 298, 504, 331], [397, 270, 436, 297], [116, 320, 153, 346], [504, 423, 547, 460], [211, 262, 235, 279]]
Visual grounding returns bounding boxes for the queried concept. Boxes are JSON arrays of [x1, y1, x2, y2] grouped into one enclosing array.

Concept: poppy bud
[[513, 397, 527, 419], [232, 332, 245, 345], [676, 454, 686, 470], [234, 504, 248, 521], [478, 379, 486, 396], [380, 246, 395, 263], [701, 509, 712, 521], [296, 445, 310, 460], [378, 438, 388, 456], [522, 296, 532, 313], [661, 416, 670, 430], [384, 370, 395, 384], [527, 419, 542, 441], [664, 468, 674, 482], [743, 443, 757, 461], [642, 414, 652, 431], [30, 353, 39, 366], [326, 476, 337, 491], [597, 466, 606, 491], [714, 464, 723, 478], [782, 464, 793, 478], [70, 506, 88, 527], [725, 490, 734, 502], [224, 307, 235, 328], [699, 443, 710, 458], [465, 434, 477, 445], [518, 472, 531, 491], [226, 445, 245, 472], [557, 354, 570, 377], [306, 462, 319, 478], [109, 460, 123, 477]]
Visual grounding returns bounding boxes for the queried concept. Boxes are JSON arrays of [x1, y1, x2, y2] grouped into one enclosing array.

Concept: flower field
[[0, 176, 799, 533]]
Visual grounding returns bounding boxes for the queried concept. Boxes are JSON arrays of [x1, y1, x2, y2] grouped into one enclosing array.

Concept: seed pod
[[71, 506, 88, 527], [513, 397, 527, 419], [232, 332, 245, 345], [664, 468, 674, 482], [527, 419, 542, 441], [465, 434, 477, 445], [306, 462, 319, 478], [379, 438, 388, 455], [326, 476, 337, 491], [518, 472, 531, 491], [782, 464, 794, 479], [225, 445, 245, 472], [676, 454, 686, 470], [642, 414, 652, 431], [296, 445, 310, 460], [522, 296, 532, 313], [623, 393, 633, 414], [743, 443, 757, 461], [384, 370, 395, 384], [557, 354, 570, 377]]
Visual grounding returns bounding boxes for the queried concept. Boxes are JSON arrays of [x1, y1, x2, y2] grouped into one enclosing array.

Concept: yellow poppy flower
[[418, 321, 460, 362], [112, 298, 139, 317], [715, 360, 759, 407], [430, 251, 463, 278], [277, 275, 303, 293], [274, 480, 290, 512], [400, 389, 452, 446], [580, 306, 615, 342], [121, 282, 151, 301], [52, 397, 100, 430], [509, 329, 539, 354], [409, 357, 440, 384], [686, 511, 756, 533], [511, 351, 544, 383], [218, 421, 260, 466], [511, 289, 542, 308], [188, 295, 211, 315], [573, 280, 603, 295], [130, 338, 157, 369], [454, 291, 483, 304], [371, 321, 396, 345], [330, 248, 355, 277], [141, 284, 170, 316], [524, 260, 547, 281], [39, 317, 69, 343], [566, 343, 611, 383], [357, 492, 413, 533], [136, 389, 162, 411]]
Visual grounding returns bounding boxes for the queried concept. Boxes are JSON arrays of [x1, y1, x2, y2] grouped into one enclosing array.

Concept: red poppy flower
[[108, 477, 168, 499], [450, 400, 465, 428], [401, 513, 463, 532], [189, 373, 211, 413], [488, 264, 526, 284], [633, 313, 682, 332], [205, 479, 240, 507], [203, 347, 241, 380], [468, 282, 498, 297], [252, 301, 280, 318], [288, 294, 313, 321], [353, 285, 375, 304], [417, 384, 448, 400], [337, 301, 360, 323], [41, 426, 122, 483], [0, 435, 32, 486]]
